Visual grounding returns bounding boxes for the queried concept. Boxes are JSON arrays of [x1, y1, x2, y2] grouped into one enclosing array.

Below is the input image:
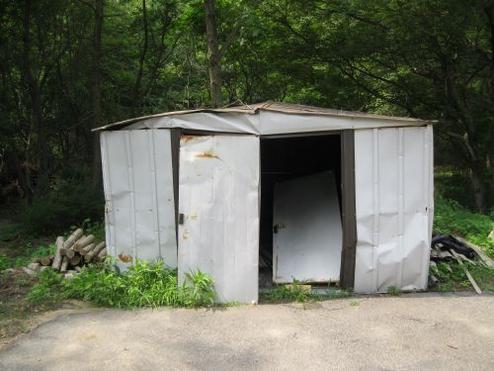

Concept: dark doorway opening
[[259, 134, 342, 289]]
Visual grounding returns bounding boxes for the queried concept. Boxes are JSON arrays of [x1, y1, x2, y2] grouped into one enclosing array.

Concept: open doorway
[[259, 134, 343, 289]]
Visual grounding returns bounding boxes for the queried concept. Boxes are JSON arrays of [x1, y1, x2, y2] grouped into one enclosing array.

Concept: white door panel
[[273, 171, 342, 283], [178, 135, 260, 303]]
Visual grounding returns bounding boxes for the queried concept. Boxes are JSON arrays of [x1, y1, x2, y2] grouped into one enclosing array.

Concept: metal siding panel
[[353, 130, 376, 293], [178, 135, 260, 303], [99, 129, 177, 268], [354, 126, 433, 293], [376, 129, 400, 291]]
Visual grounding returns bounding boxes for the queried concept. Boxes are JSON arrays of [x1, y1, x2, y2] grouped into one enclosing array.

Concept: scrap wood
[[449, 249, 482, 295], [454, 236, 494, 268]]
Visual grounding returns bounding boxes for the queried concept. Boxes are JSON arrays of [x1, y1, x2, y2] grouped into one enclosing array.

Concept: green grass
[[431, 261, 494, 292], [27, 260, 216, 308], [434, 196, 494, 257], [387, 286, 401, 296], [261, 280, 351, 303]]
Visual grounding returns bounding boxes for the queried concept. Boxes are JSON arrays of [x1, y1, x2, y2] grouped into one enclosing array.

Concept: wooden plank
[[450, 249, 482, 295], [454, 236, 494, 268]]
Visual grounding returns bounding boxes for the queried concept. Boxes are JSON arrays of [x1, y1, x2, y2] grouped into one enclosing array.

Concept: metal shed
[[95, 102, 434, 303]]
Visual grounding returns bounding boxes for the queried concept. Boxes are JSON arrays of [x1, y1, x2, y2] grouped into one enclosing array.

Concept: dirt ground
[[0, 293, 493, 370]]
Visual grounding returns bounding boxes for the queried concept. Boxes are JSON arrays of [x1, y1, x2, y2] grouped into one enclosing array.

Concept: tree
[[204, 0, 222, 107]]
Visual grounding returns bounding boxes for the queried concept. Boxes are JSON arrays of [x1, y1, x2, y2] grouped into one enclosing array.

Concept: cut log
[[80, 243, 96, 256], [22, 267, 36, 276], [97, 248, 107, 261], [74, 266, 82, 273], [454, 236, 494, 268], [73, 235, 95, 252], [60, 256, 69, 273], [450, 249, 482, 295], [63, 228, 84, 250], [69, 255, 81, 266], [72, 235, 86, 252], [27, 262, 41, 272], [51, 236, 65, 271], [36, 255, 53, 266], [62, 248, 75, 259], [85, 242, 105, 262]]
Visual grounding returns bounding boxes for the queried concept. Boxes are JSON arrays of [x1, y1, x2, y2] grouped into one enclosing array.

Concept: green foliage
[[28, 260, 216, 308], [26, 268, 64, 305], [0, 255, 10, 271], [434, 196, 494, 257], [268, 280, 312, 303], [18, 178, 103, 236], [431, 261, 494, 292], [387, 286, 401, 296], [264, 281, 351, 303], [82, 219, 105, 242]]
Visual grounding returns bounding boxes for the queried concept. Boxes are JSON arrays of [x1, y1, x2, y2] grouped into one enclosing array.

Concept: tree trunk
[[484, 5, 494, 205], [132, 0, 148, 113], [91, 0, 104, 186], [204, 0, 222, 107], [469, 167, 487, 213], [22, 0, 49, 195]]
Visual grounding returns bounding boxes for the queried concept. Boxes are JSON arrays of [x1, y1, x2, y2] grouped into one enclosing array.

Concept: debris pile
[[23, 228, 106, 279], [430, 234, 494, 294]]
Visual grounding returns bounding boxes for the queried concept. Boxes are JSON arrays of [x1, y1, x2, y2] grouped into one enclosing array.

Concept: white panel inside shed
[[100, 129, 177, 268], [272, 171, 342, 283], [178, 134, 260, 303], [353, 125, 433, 293]]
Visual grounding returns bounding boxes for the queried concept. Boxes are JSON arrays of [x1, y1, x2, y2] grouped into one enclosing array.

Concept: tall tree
[[91, 0, 104, 185], [204, 0, 222, 107]]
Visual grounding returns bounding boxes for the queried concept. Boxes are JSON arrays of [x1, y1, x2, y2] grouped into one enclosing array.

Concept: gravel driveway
[[1, 293, 493, 370]]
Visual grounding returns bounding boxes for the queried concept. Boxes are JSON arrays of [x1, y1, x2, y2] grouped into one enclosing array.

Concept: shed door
[[178, 135, 260, 303], [100, 130, 177, 269], [273, 171, 342, 283]]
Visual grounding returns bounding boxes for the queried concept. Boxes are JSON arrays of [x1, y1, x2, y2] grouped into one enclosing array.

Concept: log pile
[[23, 228, 107, 279]]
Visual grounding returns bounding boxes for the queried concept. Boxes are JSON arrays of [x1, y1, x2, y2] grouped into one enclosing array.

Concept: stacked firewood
[[23, 228, 107, 279]]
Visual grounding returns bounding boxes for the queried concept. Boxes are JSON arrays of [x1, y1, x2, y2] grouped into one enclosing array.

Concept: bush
[[26, 268, 64, 304], [28, 261, 216, 308], [434, 196, 494, 256], [0, 255, 11, 270], [18, 178, 103, 236]]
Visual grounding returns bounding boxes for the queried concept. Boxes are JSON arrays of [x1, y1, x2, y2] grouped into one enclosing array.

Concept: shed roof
[[94, 101, 433, 135]]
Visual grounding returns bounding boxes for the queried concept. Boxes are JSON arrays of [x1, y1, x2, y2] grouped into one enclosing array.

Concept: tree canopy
[[1, 0, 494, 214]]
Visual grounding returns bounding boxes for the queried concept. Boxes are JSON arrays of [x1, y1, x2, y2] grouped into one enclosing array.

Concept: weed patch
[[261, 280, 351, 303], [434, 196, 494, 257], [431, 261, 494, 292], [27, 261, 216, 308]]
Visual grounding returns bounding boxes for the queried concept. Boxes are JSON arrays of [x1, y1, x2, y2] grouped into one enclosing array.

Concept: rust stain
[[195, 151, 219, 159], [118, 253, 133, 263], [180, 135, 196, 144]]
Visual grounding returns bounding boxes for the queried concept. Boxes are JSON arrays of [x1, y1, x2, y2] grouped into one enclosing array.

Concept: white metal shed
[[96, 102, 434, 303]]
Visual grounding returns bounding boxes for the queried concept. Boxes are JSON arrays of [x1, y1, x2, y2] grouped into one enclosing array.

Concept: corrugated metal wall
[[353, 125, 434, 293], [100, 129, 177, 268], [177, 135, 260, 303]]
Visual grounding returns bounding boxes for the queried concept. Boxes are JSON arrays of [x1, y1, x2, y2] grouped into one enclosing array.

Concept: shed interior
[[259, 133, 342, 289]]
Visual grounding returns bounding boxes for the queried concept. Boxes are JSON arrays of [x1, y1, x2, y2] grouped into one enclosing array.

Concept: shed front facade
[[97, 102, 434, 303]]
